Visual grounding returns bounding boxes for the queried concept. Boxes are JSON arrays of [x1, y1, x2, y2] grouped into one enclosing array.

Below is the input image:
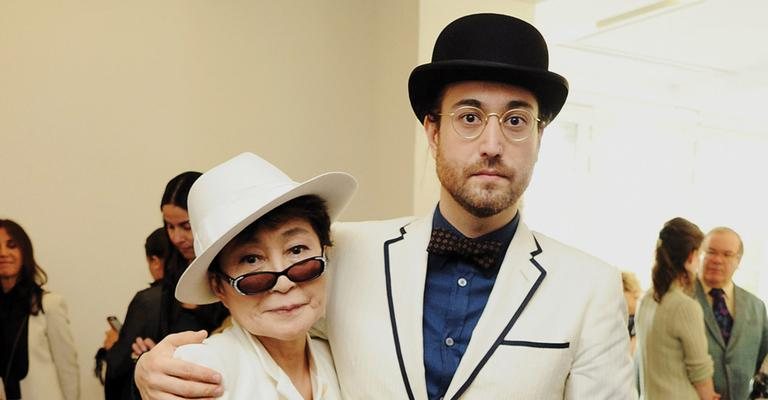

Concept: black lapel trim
[[384, 225, 416, 400], [450, 235, 546, 400], [499, 340, 569, 349]]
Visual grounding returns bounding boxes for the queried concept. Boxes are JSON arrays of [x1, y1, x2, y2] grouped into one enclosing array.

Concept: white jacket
[[175, 320, 340, 400], [322, 216, 636, 399], [19, 292, 80, 400]]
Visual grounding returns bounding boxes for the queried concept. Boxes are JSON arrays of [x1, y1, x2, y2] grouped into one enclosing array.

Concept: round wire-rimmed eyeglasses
[[438, 106, 541, 142]]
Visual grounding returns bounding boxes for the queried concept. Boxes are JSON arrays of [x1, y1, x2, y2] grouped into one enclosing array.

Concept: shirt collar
[[699, 278, 735, 300], [234, 319, 328, 399]]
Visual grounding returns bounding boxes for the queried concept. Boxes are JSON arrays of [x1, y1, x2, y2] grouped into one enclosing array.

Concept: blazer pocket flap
[[500, 340, 570, 349]]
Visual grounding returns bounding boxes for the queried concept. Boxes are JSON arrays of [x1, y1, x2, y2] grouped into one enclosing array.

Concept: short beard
[[436, 151, 530, 219]]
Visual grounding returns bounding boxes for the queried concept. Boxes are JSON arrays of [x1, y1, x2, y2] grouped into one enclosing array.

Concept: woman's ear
[[209, 273, 227, 302], [686, 249, 700, 266]]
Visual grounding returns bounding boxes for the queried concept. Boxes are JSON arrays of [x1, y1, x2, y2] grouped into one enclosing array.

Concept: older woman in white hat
[[172, 152, 356, 400]]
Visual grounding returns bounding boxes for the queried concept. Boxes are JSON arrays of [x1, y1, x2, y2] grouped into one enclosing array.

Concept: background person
[[622, 271, 643, 356], [694, 227, 768, 400], [103, 227, 171, 400], [0, 219, 79, 400], [636, 217, 717, 400], [130, 172, 229, 358]]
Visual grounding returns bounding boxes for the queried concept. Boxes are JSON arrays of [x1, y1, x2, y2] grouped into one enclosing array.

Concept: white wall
[[412, 1, 768, 306], [526, 96, 768, 299], [0, 1, 417, 398]]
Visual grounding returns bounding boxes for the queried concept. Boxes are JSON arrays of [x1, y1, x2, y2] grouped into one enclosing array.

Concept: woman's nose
[[270, 274, 297, 293]]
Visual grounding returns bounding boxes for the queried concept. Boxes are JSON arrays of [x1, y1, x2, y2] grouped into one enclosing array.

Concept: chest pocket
[[469, 340, 573, 399]]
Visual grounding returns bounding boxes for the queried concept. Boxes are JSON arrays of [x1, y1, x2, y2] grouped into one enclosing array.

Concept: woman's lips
[[268, 303, 307, 314]]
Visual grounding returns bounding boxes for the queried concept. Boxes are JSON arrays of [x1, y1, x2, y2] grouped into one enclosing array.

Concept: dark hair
[[145, 227, 171, 260], [652, 217, 704, 302], [0, 219, 47, 315], [160, 171, 201, 290], [208, 195, 331, 280], [160, 171, 202, 211]]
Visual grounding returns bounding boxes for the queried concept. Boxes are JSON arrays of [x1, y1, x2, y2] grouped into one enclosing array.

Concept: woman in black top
[[104, 172, 228, 400]]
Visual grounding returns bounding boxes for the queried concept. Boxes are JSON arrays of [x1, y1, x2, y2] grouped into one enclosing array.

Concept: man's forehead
[[442, 80, 539, 108], [706, 231, 740, 249]]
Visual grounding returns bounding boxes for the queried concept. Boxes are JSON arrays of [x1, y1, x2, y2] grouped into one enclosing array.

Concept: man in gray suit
[[694, 227, 768, 400]]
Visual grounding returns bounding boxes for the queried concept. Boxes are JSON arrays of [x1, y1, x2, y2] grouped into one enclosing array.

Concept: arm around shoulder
[[134, 330, 224, 400]]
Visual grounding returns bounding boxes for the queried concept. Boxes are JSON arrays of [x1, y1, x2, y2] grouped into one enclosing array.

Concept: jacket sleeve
[[44, 292, 81, 400], [757, 300, 768, 373], [564, 268, 637, 399], [106, 289, 156, 380], [671, 299, 714, 383]]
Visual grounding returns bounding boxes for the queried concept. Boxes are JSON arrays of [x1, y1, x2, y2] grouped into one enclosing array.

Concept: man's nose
[[478, 115, 504, 157]]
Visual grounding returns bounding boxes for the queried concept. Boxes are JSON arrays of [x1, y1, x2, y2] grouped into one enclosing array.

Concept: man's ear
[[423, 115, 439, 159], [532, 124, 546, 162]]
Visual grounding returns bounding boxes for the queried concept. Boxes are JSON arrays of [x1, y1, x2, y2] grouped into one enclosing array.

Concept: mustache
[[464, 158, 511, 177]]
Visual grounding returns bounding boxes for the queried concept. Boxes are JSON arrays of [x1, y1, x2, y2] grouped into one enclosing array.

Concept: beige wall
[[0, 1, 417, 398]]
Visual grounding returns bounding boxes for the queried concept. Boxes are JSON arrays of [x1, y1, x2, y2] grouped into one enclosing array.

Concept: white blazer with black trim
[[323, 214, 636, 399]]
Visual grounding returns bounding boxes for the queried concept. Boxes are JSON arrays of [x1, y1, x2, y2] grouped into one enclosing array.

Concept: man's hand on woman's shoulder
[[134, 330, 224, 400]]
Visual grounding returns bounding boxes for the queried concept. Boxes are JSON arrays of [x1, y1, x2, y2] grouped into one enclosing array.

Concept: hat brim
[[408, 60, 569, 123], [175, 172, 357, 305]]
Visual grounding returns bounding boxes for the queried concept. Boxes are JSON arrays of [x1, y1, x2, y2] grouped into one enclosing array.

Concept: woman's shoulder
[[130, 285, 163, 307], [174, 329, 237, 374], [661, 288, 702, 316], [40, 290, 67, 310]]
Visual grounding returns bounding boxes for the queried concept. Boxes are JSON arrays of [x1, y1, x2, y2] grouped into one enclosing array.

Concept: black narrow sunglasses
[[218, 255, 326, 295]]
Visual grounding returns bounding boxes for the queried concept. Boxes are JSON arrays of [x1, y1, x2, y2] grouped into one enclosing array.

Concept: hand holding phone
[[107, 315, 122, 332]]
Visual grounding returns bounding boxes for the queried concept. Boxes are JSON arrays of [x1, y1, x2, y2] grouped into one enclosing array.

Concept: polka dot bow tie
[[426, 227, 503, 270]]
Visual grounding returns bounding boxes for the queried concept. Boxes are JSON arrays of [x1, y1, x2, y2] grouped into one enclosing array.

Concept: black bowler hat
[[408, 13, 569, 124]]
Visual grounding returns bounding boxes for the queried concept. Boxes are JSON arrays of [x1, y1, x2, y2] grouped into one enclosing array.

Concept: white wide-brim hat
[[175, 152, 357, 304]]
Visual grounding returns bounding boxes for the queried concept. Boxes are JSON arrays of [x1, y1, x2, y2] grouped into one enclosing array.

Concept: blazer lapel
[[383, 215, 432, 400], [728, 286, 746, 351], [695, 280, 727, 350], [444, 222, 546, 399]]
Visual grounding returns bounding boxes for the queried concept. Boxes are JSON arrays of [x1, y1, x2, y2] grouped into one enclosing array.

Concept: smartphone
[[107, 315, 122, 332]]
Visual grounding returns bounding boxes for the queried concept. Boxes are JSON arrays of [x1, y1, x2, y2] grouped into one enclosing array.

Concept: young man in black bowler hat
[[135, 13, 635, 400]]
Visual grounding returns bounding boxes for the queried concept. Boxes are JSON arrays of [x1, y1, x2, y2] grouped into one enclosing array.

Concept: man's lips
[[471, 169, 507, 179]]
